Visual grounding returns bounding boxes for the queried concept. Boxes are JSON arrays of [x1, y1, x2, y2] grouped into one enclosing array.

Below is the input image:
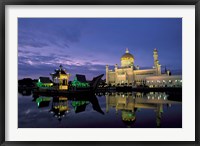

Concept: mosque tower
[[106, 65, 109, 84], [153, 48, 161, 75]]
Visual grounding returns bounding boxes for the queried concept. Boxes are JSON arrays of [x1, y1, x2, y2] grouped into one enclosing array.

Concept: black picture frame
[[0, 0, 199, 145]]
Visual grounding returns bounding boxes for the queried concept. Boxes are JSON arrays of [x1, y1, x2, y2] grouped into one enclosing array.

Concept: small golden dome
[[121, 48, 134, 60]]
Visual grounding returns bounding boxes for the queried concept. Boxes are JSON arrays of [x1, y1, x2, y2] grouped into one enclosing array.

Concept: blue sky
[[18, 18, 182, 80]]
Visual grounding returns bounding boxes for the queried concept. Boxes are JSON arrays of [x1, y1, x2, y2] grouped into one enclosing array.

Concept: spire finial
[[59, 64, 63, 69], [126, 48, 129, 53]]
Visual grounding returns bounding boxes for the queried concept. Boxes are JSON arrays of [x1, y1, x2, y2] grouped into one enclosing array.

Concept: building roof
[[145, 75, 182, 80], [53, 69, 67, 75], [75, 74, 87, 82], [50, 65, 68, 76], [119, 66, 138, 70], [39, 77, 52, 83], [121, 48, 134, 60]]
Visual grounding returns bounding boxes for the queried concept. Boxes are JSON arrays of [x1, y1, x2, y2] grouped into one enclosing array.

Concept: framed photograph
[[0, 0, 199, 145]]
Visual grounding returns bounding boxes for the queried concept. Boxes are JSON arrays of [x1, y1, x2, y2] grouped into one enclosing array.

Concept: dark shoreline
[[18, 86, 182, 97], [116, 87, 181, 92], [18, 86, 182, 92]]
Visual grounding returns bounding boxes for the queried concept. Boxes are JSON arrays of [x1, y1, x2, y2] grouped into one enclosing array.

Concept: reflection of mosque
[[49, 97, 69, 121], [32, 95, 70, 121], [32, 94, 104, 121], [30, 92, 180, 127], [105, 92, 180, 127]]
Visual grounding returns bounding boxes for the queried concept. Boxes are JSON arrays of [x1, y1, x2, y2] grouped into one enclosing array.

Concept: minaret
[[106, 65, 109, 84], [153, 48, 161, 75], [153, 48, 158, 67], [115, 64, 118, 71], [114, 64, 118, 85]]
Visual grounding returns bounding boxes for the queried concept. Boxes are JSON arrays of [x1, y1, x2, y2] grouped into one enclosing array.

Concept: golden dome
[[121, 48, 134, 60]]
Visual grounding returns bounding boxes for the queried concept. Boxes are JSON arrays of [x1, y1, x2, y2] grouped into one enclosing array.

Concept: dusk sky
[[18, 18, 182, 80]]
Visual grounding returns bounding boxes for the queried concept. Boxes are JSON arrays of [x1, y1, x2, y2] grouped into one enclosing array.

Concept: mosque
[[106, 48, 182, 87]]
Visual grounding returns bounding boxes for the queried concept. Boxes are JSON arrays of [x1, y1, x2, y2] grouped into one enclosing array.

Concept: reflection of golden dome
[[121, 48, 134, 60], [122, 110, 136, 121]]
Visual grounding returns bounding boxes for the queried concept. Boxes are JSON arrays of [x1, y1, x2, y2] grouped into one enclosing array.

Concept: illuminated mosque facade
[[106, 48, 182, 87]]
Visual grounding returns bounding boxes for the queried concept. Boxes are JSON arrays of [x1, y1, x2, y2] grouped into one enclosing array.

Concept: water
[[18, 91, 182, 128]]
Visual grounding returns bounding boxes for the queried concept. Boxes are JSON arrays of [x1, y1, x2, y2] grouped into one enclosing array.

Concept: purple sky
[[18, 18, 182, 80]]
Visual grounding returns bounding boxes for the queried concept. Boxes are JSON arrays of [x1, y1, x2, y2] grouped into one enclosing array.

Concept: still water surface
[[18, 91, 182, 128]]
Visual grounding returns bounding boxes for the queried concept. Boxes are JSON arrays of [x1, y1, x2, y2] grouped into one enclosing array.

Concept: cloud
[[18, 18, 182, 81], [18, 57, 106, 80], [18, 50, 34, 54], [18, 30, 49, 48], [18, 19, 82, 50]]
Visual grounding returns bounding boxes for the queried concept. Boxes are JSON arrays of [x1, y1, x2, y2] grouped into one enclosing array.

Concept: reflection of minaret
[[106, 95, 109, 113], [156, 104, 163, 127], [105, 93, 117, 113]]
